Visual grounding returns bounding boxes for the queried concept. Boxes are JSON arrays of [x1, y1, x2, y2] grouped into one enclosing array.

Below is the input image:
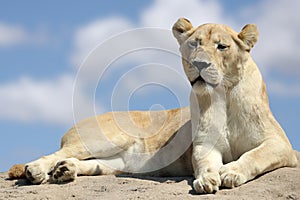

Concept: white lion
[[172, 18, 297, 193], [9, 18, 297, 195]]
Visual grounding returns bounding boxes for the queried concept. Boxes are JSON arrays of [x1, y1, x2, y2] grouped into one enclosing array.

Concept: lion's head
[[172, 18, 259, 88]]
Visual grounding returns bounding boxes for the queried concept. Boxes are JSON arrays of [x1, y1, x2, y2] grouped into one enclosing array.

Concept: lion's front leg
[[218, 161, 247, 188], [192, 146, 223, 194], [190, 85, 227, 194], [25, 149, 68, 184], [25, 157, 58, 184], [48, 158, 122, 183], [219, 139, 297, 188]]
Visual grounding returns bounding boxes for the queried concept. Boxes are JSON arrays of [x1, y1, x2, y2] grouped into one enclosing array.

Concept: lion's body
[[9, 19, 297, 194], [15, 107, 193, 184], [172, 18, 297, 193]]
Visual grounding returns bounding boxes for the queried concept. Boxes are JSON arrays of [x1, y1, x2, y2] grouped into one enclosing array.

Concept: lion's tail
[[8, 164, 26, 179]]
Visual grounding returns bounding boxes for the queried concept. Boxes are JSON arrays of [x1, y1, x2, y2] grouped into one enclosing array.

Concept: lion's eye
[[188, 40, 198, 49], [216, 43, 228, 51]]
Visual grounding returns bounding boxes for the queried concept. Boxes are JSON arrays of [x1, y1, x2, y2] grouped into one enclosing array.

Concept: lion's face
[[172, 18, 259, 87]]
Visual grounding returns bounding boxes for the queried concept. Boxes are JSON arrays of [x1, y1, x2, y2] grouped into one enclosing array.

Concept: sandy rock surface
[[1, 151, 299, 200]]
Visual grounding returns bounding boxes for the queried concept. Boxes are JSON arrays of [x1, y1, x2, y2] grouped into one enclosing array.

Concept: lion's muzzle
[[190, 59, 221, 87]]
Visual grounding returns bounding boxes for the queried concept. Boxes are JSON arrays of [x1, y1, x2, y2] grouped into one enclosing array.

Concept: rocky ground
[[1, 151, 299, 200]]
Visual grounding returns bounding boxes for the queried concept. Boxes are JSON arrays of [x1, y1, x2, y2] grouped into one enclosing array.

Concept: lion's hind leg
[[48, 157, 122, 183]]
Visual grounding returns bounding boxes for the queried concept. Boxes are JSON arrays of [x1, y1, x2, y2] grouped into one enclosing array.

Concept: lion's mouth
[[190, 76, 205, 86], [190, 75, 219, 87]]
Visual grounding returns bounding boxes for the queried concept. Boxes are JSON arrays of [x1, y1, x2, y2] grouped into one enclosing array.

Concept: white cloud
[[109, 62, 191, 111], [267, 80, 300, 98], [0, 18, 134, 125], [0, 73, 107, 125], [0, 23, 28, 47], [249, 0, 300, 74], [141, 0, 232, 28], [0, 22, 49, 47], [71, 17, 133, 66], [0, 75, 74, 125]]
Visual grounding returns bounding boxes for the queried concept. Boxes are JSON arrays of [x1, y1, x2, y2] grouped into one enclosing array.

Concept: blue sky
[[0, 0, 299, 172]]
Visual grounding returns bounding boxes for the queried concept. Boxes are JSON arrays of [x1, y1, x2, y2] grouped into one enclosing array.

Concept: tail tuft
[[8, 164, 26, 179]]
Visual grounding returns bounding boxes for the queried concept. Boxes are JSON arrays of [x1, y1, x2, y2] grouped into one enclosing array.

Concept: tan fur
[[10, 107, 193, 184], [8, 164, 25, 179], [172, 18, 297, 194]]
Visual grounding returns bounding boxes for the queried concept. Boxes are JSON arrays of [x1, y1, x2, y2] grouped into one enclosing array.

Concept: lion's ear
[[238, 24, 259, 51], [172, 18, 193, 45]]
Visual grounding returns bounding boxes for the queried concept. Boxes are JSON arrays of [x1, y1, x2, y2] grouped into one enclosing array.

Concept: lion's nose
[[192, 60, 211, 72]]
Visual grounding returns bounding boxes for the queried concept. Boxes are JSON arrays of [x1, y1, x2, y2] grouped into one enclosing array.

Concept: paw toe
[[219, 166, 247, 188], [193, 172, 220, 194], [49, 160, 77, 183]]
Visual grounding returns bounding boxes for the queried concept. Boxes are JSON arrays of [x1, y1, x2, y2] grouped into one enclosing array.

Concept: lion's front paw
[[25, 163, 49, 184], [219, 162, 248, 188], [193, 171, 221, 194], [48, 159, 78, 183]]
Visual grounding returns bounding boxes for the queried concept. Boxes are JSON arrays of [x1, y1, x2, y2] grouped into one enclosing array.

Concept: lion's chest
[[225, 96, 264, 160]]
